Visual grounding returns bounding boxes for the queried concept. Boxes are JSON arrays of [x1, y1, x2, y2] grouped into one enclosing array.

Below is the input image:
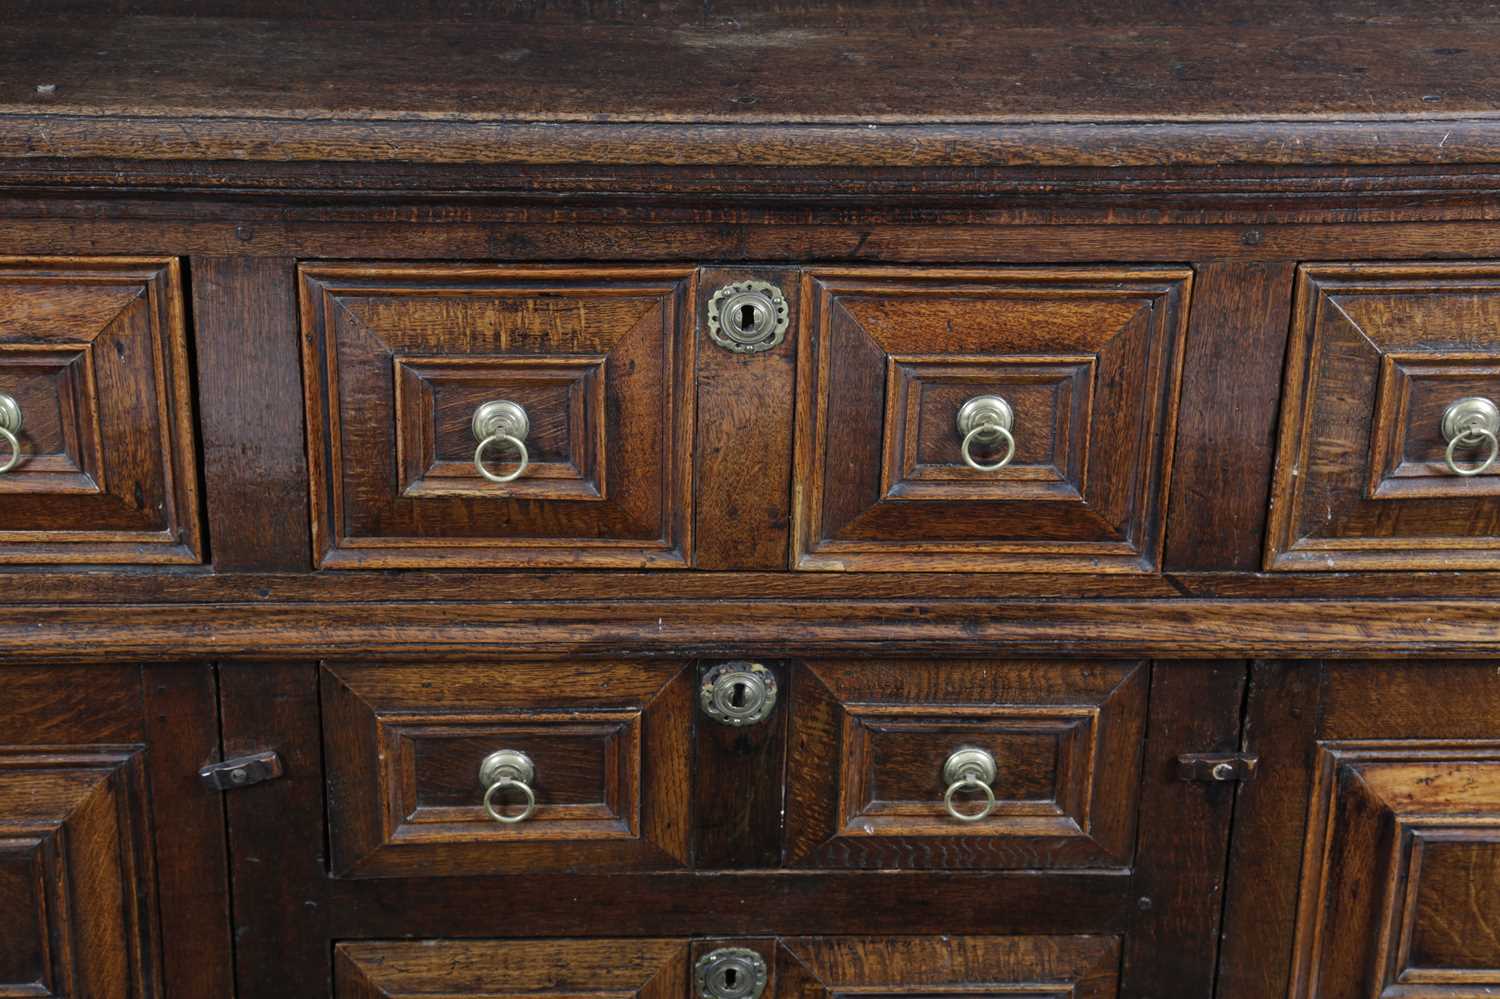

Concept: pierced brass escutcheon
[[707, 281, 789, 354], [696, 948, 768, 999], [699, 662, 778, 726]]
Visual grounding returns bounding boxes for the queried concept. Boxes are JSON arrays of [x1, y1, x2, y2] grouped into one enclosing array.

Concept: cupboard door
[[0, 664, 229, 999], [1220, 662, 1500, 999]]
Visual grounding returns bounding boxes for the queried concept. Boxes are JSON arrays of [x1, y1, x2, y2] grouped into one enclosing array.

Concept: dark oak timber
[[2, 5, 1500, 998]]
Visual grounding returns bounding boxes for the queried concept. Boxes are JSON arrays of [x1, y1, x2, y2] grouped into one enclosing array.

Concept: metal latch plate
[[1177, 752, 1259, 783], [199, 750, 283, 790]]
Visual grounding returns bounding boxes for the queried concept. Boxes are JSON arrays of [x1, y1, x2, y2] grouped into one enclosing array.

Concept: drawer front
[[336, 938, 690, 999], [334, 936, 1121, 999], [0, 749, 157, 999], [0, 257, 201, 563], [1267, 263, 1500, 570], [785, 660, 1147, 869], [321, 661, 693, 877], [792, 267, 1191, 572], [300, 263, 695, 569]]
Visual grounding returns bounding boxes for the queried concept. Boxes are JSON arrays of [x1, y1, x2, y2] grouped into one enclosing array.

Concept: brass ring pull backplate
[[478, 749, 537, 824], [956, 395, 1016, 472], [1441, 396, 1500, 477], [0, 393, 21, 475], [942, 747, 998, 823], [472, 400, 531, 484]]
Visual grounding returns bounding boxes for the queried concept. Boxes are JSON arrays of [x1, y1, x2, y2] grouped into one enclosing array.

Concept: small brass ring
[[474, 433, 529, 484], [961, 423, 1015, 472], [0, 425, 18, 475], [1445, 426, 1499, 477], [943, 772, 997, 823], [482, 776, 537, 824]]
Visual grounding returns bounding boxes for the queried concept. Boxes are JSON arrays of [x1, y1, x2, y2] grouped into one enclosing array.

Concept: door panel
[[0, 664, 229, 999], [1221, 662, 1500, 999]]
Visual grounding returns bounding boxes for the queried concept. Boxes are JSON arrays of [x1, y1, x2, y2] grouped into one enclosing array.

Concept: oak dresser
[[3, 2, 1500, 997]]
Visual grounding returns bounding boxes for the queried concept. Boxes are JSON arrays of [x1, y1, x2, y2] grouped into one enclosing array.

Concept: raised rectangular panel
[[300, 263, 695, 569], [0, 748, 157, 999], [321, 662, 693, 877], [334, 938, 689, 999], [1267, 263, 1500, 569], [784, 660, 1147, 868], [777, 935, 1121, 999], [392, 355, 607, 501], [1290, 742, 1500, 998], [0, 257, 201, 563], [793, 267, 1191, 572]]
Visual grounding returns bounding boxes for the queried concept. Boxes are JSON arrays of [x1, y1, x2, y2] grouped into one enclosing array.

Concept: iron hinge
[[199, 750, 283, 791], [1177, 752, 1259, 783]]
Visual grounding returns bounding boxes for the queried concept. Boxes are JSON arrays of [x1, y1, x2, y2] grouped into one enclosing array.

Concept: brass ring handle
[[471, 400, 531, 485], [474, 433, 529, 484], [1441, 397, 1500, 477], [944, 773, 997, 823], [478, 749, 537, 825], [961, 423, 1016, 472], [956, 395, 1015, 472], [941, 747, 998, 823], [0, 393, 21, 475], [482, 775, 537, 824], [1446, 427, 1499, 477]]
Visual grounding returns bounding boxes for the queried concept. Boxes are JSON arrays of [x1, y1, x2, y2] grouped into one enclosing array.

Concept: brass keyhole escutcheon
[[699, 662, 778, 726], [707, 281, 789, 354], [696, 949, 768, 999]]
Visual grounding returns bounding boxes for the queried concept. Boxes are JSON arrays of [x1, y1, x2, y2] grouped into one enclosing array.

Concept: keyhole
[[723, 969, 739, 989], [730, 681, 748, 708], [738, 303, 759, 331]]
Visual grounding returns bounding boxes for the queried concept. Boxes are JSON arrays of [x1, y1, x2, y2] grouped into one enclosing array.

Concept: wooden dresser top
[[5, 1, 1500, 170]]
